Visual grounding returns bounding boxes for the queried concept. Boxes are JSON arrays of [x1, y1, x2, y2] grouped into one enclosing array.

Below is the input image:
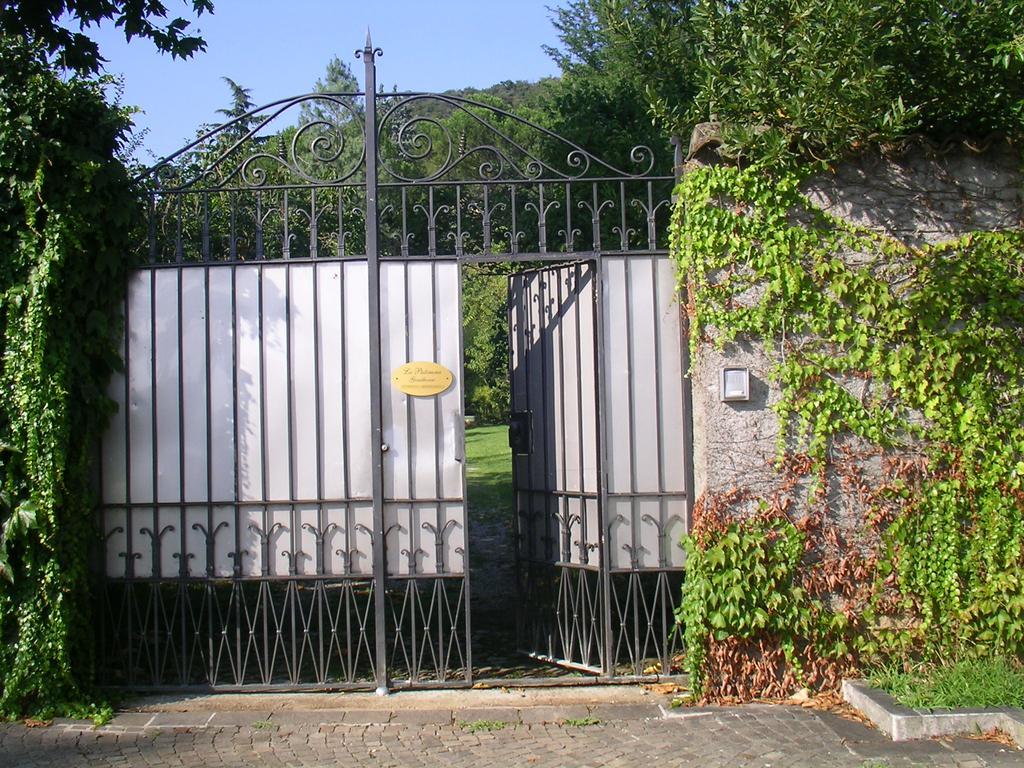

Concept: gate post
[[358, 31, 389, 695]]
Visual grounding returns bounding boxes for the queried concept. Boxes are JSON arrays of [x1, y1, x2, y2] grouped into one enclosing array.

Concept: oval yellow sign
[[391, 361, 454, 397]]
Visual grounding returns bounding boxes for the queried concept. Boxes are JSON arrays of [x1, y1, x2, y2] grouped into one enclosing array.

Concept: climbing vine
[[671, 159, 1024, 699], [0, 39, 141, 717]]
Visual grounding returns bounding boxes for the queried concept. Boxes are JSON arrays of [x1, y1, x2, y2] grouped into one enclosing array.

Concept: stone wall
[[683, 137, 1024, 523]]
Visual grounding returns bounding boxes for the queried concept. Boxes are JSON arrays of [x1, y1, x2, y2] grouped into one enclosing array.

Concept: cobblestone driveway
[[1, 702, 1021, 767]]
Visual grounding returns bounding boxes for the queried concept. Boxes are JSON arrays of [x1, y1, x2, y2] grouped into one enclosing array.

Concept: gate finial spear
[[356, 28, 382, 61]]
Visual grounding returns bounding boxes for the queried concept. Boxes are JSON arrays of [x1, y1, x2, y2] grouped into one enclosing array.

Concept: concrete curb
[[842, 678, 1024, 744]]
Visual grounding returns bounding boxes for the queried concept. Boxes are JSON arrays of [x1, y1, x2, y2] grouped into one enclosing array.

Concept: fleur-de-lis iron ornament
[[421, 519, 459, 574], [139, 523, 174, 578], [555, 511, 582, 563], [524, 184, 561, 254], [622, 542, 648, 571], [249, 522, 285, 576], [302, 521, 340, 576], [641, 513, 684, 568], [192, 521, 229, 576]]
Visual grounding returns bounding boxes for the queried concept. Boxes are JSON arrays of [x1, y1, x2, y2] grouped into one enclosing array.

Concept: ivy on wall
[[0, 39, 141, 718], [671, 159, 1024, 700]]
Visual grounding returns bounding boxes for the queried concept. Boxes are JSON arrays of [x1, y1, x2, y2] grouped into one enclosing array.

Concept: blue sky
[[87, 0, 565, 162]]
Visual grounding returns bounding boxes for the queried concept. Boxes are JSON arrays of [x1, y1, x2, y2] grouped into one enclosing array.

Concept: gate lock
[[509, 411, 533, 455]]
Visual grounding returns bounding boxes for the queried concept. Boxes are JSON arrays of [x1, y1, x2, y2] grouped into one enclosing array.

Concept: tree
[[300, 55, 361, 126], [594, 0, 1024, 163], [542, 0, 674, 174], [212, 76, 255, 141], [0, 0, 213, 74]]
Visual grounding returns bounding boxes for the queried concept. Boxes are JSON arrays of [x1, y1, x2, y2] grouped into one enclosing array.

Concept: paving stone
[[389, 709, 453, 726], [107, 714, 156, 728], [586, 704, 662, 721], [518, 705, 591, 724], [453, 708, 520, 725], [147, 713, 214, 728], [207, 711, 274, 728], [339, 710, 393, 725], [1, 706, 1023, 767], [269, 709, 348, 726]]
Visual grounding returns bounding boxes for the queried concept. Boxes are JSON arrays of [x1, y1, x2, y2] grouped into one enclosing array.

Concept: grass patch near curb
[[561, 716, 600, 727], [460, 719, 508, 733], [869, 657, 1024, 710]]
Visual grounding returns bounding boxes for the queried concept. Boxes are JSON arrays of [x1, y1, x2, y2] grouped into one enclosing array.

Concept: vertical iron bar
[[231, 264, 242, 683], [230, 191, 238, 261], [454, 187, 463, 257], [202, 193, 210, 261], [175, 195, 183, 263], [573, 264, 587, 563], [592, 254, 612, 676], [482, 185, 491, 253], [555, 267, 568, 562], [312, 261, 326, 679], [673, 137, 697, 540], [124, 283, 135, 683], [651, 259, 667, 557], [258, 262, 271, 681], [310, 188, 319, 259], [623, 256, 640, 674], [283, 190, 291, 260], [537, 183, 547, 254], [285, 263, 298, 682], [148, 193, 157, 264], [509, 185, 518, 255], [619, 182, 628, 251], [176, 263, 188, 681], [338, 193, 345, 258], [149, 270, 160, 682], [361, 35, 389, 694], [204, 264, 215, 684], [455, 261, 472, 681]]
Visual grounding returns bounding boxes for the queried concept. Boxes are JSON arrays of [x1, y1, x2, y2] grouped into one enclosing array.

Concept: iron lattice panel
[[386, 576, 469, 685], [609, 570, 684, 676], [517, 563, 604, 672], [97, 578, 377, 689]]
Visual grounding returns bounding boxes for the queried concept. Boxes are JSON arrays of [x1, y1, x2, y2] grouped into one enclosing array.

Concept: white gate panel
[[101, 260, 376, 578], [602, 255, 688, 570], [380, 261, 465, 577]]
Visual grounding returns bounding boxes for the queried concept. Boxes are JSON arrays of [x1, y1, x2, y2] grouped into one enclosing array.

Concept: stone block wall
[[682, 137, 1023, 525]]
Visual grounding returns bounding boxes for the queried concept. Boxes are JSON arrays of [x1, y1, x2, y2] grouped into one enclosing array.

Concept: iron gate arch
[[96, 35, 693, 691]]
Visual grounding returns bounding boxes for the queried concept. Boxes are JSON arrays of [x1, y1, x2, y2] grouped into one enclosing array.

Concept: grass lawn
[[465, 424, 513, 516], [869, 656, 1024, 710]]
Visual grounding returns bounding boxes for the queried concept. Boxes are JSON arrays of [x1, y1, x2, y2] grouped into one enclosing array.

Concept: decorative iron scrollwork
[[141, 94, 367, 192], [377, 93, 657, 183]]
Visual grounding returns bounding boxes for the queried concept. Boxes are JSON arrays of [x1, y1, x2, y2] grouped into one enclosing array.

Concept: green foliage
[[0, 0, 213, 74], [460, 719, 508, 732], [596, 0, 1024, 163], [543, 0, 674, 172], [463, 265, 511, 425], [561, 716, 601, 727], [671, 160, 1024, 694], [0, 38, 141, 717], [678, 516, 852, 697], [869, 656, 1024, 709]]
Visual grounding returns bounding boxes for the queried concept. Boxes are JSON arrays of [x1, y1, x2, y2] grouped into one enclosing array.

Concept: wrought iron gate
[[96, 35, 689, 690]]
